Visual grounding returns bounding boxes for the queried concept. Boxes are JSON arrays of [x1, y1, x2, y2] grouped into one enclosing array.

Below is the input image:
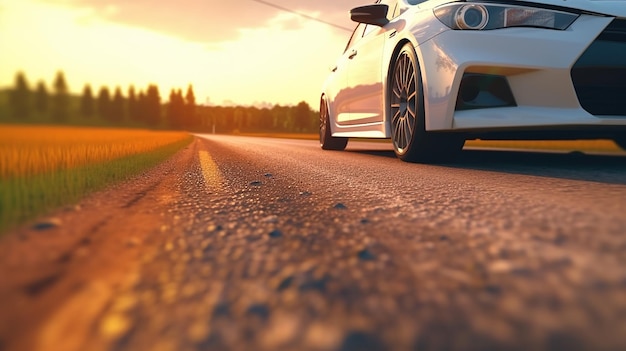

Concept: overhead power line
[[249, 0, 353, 32]]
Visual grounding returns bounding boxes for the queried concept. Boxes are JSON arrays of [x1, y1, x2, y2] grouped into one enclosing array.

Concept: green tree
[[272, 104, 292, 132], [167, 88, 185, 129], [80, 84, 95, 118], [34, 81, 48, 117], [259, 107, 273, 131], [51, 71, 69, 121], [145, 84, 161, 127], [111, 87, 125, 123], [97, 86, 112, 121], [127, 86, 139, 123], [244, 107, 259, 131], [137, 90, 147, 124], [184, 84, 196, 128], [9, 71, 30, 118], [233, 107, 245, 132], [294, 101, 313, 132]]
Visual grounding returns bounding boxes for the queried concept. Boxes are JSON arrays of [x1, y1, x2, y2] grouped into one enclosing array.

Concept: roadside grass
[[0, 125, 192, 234]]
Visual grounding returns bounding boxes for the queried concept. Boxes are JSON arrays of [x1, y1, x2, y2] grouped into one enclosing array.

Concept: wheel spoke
[[397, 57, 405, 88], [408, 91, 417, 101], [407, 104, 416, 118], [404, 61, 411, 86], [395, 67, 403, 92], [403, 67, 410, 89], [392, 109, 401, 123], [393, 121, 402, 144], [404, 114, 411, 144], [401, 58, 408, 88], [392, 87, 402, 99], [407, 107, 416, 119], [406, 115, 414, 136], [407, 71, 415, 90]]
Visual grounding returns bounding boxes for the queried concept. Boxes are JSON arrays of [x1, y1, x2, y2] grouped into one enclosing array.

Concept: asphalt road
[[1, 135, 626, 351]]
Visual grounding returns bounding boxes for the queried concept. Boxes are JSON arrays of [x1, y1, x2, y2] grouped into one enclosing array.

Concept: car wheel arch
[[384, 39, 421, 136], [320, 93, 332, 131], [319, 94, 348, 151]]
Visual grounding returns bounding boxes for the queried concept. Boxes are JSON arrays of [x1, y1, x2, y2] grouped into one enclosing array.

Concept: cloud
[[46, 0, 368, 43]]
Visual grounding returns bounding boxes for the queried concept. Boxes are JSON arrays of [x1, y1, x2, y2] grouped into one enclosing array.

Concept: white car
[[320, 0, 626, 162]]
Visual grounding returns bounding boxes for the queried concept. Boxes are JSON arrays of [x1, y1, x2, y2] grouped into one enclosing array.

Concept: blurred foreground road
[[1, 135, 626, 351]]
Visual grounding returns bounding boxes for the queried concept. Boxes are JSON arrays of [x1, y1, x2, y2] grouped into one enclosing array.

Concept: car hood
[[513, 0, 626, 17]]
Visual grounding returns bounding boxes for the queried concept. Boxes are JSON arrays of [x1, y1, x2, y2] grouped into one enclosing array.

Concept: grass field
[[0, 126, 191, 179], [0, 125, 192, 233]]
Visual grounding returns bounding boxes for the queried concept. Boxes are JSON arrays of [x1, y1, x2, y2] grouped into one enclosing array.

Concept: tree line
[[1, 71, 319, 133]]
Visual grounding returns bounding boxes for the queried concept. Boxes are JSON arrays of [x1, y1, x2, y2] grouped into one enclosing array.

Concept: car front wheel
[[389, 44, 464, 163]]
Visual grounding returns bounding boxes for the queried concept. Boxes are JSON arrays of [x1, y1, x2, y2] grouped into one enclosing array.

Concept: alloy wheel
[[390, 51, 417, 155]]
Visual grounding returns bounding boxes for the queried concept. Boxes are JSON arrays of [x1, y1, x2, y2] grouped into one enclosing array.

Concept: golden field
[[0, 125, 190, 179]]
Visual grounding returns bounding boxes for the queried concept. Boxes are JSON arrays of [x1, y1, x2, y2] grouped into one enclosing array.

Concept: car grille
[[571, 19, 626, 116]]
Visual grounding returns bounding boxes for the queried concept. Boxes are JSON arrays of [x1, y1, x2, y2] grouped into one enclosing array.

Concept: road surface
[[1, 135, 625, 351]]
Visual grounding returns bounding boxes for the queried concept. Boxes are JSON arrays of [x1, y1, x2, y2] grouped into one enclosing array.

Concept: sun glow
[[0, 0, 351, 107]]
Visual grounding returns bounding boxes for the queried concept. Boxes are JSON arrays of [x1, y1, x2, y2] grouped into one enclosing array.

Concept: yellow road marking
[[199, 151, 223, 190]]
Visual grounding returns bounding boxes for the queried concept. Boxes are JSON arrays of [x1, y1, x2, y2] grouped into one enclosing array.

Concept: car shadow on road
[[351, 148, 626, 185]]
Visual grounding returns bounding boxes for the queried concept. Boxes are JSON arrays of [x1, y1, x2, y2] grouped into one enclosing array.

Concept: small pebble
[[334, 203, 348, 210], [357, 249, 376, 261], [32, 218, 62, 231], [247, 304, 270, 321], [269, 230, 283, 238], [339, 331, 386, 351], [212, 302, 231, 317], [250, 181, 263, 186], [277, 276, 294, 291], [299, 277, 327, 293], [126, 237, 141, 247], [485, 284, 503, 295]]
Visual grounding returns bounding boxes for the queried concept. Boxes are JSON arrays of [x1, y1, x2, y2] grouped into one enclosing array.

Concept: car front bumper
[[417, 14, 626, 133]]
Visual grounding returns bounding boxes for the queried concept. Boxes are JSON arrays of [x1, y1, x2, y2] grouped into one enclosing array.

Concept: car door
[[344, 0, 398, 125], [329, 24, 366, 125]]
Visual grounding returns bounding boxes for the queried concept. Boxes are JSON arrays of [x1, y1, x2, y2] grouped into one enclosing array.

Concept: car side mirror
[[350, 4, 389, 27]]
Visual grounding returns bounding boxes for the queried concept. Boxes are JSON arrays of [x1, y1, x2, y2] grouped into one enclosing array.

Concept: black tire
[[614, 136, 626, 151], [320, 97, 348, 151], [389, 44, 464, 163]]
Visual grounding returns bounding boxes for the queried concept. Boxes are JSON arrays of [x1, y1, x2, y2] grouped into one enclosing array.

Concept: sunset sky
[[0, 0, 368, 108]]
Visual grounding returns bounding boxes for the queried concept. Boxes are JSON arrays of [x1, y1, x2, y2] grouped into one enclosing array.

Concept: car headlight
[[434, 2, 579, 30]]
